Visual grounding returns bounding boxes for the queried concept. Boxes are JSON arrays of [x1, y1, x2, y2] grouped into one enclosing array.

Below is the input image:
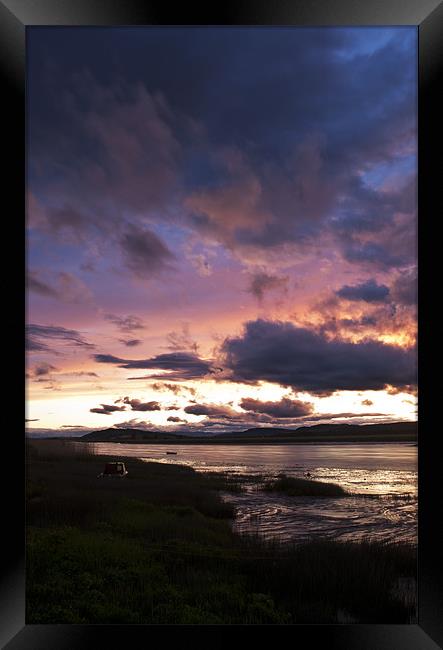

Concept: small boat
[[166, 451, 177, 455]]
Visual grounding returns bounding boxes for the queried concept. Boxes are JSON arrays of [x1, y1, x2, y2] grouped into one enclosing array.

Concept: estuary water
[[90, 442, 417, 545]]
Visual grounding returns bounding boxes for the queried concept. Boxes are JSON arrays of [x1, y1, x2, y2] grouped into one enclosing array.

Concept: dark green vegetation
[[27, 440, 416, 624], [264, 474, 347, 497], [77, 421, 417, 444]]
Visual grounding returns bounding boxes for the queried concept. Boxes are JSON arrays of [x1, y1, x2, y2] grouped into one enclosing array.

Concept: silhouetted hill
[[213, 422, 417, 442], [80, 422, 417, 444], [81, 428, 185, 442], [217, 422, 416, 437]]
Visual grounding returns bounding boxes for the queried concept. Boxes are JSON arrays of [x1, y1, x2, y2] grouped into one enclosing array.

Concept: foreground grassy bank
[[26, 441, 417, 624]]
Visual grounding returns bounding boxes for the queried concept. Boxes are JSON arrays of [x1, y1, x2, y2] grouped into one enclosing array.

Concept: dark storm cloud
[[167, 416, 187, 423], [336, 279, 390, 303], [332, 175, 411, 235], [27, 324, 95, 352], [93, 351, 215, 380], [28, 28, 416, 269], [341, 241, 405, 269], [29, 71, 182, 230], [119, 224, 175, 277], [222, 319, 416, 394], [26, 29, 346, 164], [90, 404, 126, 415], [31, 27, 409, 168], [119, 397, 161, 412], [180, 30, 416, 258], [239, 397, 313, 418]]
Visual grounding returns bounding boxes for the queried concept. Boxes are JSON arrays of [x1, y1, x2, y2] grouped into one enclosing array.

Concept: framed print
[[1, 0, 442, 648]]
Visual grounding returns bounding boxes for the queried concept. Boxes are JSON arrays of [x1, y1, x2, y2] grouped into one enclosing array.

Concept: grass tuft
[[264, 473, 347, 497]]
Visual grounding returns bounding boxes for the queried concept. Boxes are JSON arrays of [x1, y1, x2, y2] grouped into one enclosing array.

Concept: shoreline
[[39, 435, 417, 445], [26, 441, 417, 624]]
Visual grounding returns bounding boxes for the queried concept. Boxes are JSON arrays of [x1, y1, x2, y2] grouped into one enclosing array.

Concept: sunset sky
[[26, 27, 417, 436]]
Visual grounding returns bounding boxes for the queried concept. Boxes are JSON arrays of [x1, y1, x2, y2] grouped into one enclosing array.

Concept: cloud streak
[[27, 324, 95, 353], [104, 314, 145, 332], [93, 351, 216, 381]]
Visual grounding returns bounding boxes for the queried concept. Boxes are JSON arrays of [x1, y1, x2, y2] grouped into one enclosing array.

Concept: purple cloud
[[240, 397, 313, 418], [93, 351, 215, 381], [90, 404, 127, 415], [336, 279, 390, 303], [222, 319, 416, 394]]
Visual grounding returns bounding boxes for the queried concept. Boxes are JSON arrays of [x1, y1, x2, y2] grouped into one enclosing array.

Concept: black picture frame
[[2, 1, 442, 647]]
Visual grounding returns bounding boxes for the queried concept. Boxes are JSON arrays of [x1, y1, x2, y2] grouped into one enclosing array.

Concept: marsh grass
[[26, 440, 417, 624], [27, 438, 97, 459], [264, 473, 347, 497]]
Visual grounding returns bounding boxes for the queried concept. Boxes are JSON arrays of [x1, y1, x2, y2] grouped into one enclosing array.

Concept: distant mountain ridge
[[81, 427, 184, 442], [217, 422, 416, 437], [80, 422, 417, 443]]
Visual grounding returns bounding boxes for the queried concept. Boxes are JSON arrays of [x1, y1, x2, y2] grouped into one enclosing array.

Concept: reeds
[[264, 473, 347, 497], [26, 442, 416, 624]]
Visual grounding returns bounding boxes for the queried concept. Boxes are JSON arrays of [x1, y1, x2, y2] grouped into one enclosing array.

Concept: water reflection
[[86, 442, 417, 545], [230, 491, 417, 545]]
